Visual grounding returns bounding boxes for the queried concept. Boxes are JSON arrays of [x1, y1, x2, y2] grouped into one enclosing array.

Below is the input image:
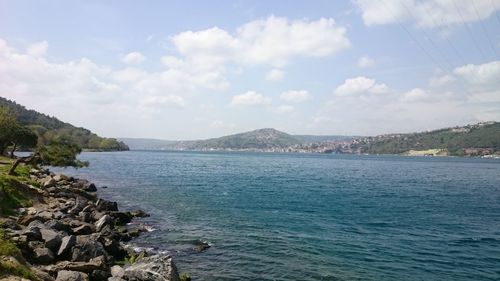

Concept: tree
[[0, 107, 17, 156], [8, 126, 38, 158], [8, 140, 88, 175]]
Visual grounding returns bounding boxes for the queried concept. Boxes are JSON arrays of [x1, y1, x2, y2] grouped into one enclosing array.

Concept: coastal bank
[[0, 160, 182, 281]]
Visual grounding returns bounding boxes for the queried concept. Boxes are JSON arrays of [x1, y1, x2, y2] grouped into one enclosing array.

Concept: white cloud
[[357, 56, 375, 68], [172, 16, 350, 67], [0, 38, 237, 138], [430, 74, 455, 86], [401, 88, 429, 102], [354, 0, 500, 28], [274, 105, 294, 114], [280, 90, 311, 103], [453, 60, 500, 86], [334, 76, 390, 96], [141, 95, 185, 107], [111, 67, 148, 83], [27, 41, 48, 57], [266, 69, 285, 81], [122, 51, 145, 64], [230, 91, 271, 107]]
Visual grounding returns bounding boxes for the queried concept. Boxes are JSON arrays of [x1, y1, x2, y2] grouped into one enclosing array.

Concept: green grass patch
[[0, 228, 35, 280], [0, 228, 19, 257], [0, 175, 33, 215]]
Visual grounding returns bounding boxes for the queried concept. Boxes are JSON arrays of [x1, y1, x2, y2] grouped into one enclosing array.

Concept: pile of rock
[[2, 169, 180, 281]]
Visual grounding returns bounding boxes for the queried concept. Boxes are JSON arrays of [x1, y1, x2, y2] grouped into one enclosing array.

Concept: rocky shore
[[0, 168, 181, 281]]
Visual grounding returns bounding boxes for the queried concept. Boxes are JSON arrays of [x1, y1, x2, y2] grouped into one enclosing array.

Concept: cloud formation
[[266, 69, 285, 81], [354, 0, 500, 28], [357, 56, 375, 68], [230, 91, 271, 107], [172, 16, 350, 67], [280, 90, 311, 103], [334, 76, 390, 96], [122, 52, 146, 64]]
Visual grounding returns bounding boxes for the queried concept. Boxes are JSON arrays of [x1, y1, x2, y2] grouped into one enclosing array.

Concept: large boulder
[[123, 255, 180, 281], [57, 235, 76, 257], [55, 270, 89, 281], [95, 199, 118, 212], [33, 247, 55, 264], [109, 212, 132, 225], [40, 228, 62, 252], [89, 269, 111, 281], [71, 235, 107, 262], [22, 225, 42, 241], [95, 215, 113, 232], [72, 224, 95, 235], [46, 256, 106, 274]]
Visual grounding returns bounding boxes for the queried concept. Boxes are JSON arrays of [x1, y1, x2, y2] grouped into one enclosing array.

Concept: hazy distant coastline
[[119, 122, 500, 157]]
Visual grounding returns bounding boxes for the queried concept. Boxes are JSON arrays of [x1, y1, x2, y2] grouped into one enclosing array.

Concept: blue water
[[53, 151, 500, 280]]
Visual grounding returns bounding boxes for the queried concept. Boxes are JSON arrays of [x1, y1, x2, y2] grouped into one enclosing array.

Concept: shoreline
[[0, 166, 182, 281]]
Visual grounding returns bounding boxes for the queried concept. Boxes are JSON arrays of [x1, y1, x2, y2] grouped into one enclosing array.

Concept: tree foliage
[[37, 141, 89, 167], [0, 97, 128, 151], [353, 122, 500, 156]]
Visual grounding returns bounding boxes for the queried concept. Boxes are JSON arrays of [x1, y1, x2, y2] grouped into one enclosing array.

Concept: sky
[[1, 0, 500, 139]]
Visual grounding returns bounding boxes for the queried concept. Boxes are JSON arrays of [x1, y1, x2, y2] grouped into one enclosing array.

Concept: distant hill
[[0, 97, 128, 151], [117, 138, 177, 150], [352, 122, 500, 156], [293, 135, 359, 143], [120, 128, 309, 151], [176, 128, 302, 150]]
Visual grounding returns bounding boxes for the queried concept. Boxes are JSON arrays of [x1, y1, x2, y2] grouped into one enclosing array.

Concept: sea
[[51, 151, 500, 281]]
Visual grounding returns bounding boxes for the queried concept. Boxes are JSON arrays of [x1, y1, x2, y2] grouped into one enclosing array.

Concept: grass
[[0, 157, 36, 279], [0, 228, 35, 280], [0, 175, 33, 215], [180, 273, 192, 281]]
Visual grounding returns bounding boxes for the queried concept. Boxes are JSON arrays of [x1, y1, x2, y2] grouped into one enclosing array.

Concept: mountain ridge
[[119, 122, 500, 156], [0, 97, 129, 151]]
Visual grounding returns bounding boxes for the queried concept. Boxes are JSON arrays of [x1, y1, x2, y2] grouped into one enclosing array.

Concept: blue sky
[[1, 0, 499, 139]]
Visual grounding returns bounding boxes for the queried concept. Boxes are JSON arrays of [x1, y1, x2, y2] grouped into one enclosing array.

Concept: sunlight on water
[[54, 151, 500, 281]]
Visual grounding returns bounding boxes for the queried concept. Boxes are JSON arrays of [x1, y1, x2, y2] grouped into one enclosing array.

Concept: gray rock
[[72, 224, 95, 235], [46, 256, 106, 274], [102, 237, 126, 259], [41, 177, 56, 188], [55, 270, 89, 281], [23, 225, 42, 241], [37, 210, 54, 221], [89, 270, 111, 281], [96, 199, 118, 212], [69, 197, 88, 215], [123, 255, 180, 281], [57, 235, 76, 257], [40, 228, 62, 251], [95, 215, 113, 232], [78, 212, 92, 223], [53, 174, 69, 182], [33, 247, 55, 264], [110, 265, 124, 278], [84, 183, 97, 192], [71, 235, 107, 262]]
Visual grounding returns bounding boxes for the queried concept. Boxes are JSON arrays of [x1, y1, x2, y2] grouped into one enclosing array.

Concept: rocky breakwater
[[0, 168, 180, 281]]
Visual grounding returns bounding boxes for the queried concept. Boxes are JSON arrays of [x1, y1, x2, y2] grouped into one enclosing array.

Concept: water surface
[[53, 151, 500, 280]]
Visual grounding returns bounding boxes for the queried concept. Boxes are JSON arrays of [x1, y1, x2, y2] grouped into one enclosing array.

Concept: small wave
[[450, 237, 499, 245]]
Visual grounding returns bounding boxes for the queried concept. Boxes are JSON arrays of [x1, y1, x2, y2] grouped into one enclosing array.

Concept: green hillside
[[0, 97, 128, 151], [353, 122, 500, 156], [177, 128, 302, 150]]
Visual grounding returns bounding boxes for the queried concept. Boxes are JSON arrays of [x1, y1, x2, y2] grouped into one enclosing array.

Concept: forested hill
[[169, 128, 303, 150], [0, 97, 128, 151], [352, 122, 500, 156]]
